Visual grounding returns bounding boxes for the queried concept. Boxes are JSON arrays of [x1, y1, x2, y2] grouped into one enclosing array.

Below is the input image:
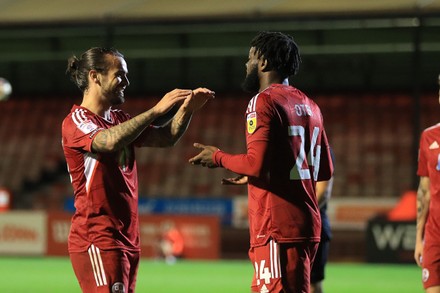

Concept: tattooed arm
[[415, 176, 430, 267], [137, 104, 194, 148], [91, 89, 192, 153], [137, 87, 214, 148]]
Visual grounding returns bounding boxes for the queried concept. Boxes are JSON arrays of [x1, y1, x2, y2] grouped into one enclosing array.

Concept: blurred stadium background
[[1, 0, 440, 292]]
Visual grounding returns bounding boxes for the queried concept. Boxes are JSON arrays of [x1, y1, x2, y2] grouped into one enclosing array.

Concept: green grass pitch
[[0, 257, 422, 292]]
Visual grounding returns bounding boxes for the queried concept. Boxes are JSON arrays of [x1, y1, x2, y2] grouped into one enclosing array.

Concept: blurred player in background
[[415, 74, 440, 293], [62, 47, 214, 293], [159, 220, 184, 265], [311, 176, 334, 293], [189, 32, 333, 293]]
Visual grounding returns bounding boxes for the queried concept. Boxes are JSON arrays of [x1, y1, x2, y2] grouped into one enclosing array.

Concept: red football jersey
[[417, 123, 440, 244], [62, 105, 140, 253], [214, 84, 333, 247]]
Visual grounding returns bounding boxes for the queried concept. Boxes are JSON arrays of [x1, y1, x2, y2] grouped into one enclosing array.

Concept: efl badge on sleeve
[[78, 121, 98, 134], [247, 112, 257, 134]]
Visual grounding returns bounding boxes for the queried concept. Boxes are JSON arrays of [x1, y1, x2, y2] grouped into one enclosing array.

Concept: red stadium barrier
[[46, 212, 220, 259], [0, 211, 220, 259]]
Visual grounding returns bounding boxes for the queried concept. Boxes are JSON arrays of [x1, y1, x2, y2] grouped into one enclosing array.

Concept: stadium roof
[[0, 0, 439, 24]]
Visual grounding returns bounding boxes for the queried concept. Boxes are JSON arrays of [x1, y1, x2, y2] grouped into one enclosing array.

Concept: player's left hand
[[414, 238, 424, 267], [182, 88, 215, 112], [189, 143, 218, 168]]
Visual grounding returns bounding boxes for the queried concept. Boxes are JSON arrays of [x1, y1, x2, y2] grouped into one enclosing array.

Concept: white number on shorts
[[254, 260, 272, 285], [288, 126, 321, 181]]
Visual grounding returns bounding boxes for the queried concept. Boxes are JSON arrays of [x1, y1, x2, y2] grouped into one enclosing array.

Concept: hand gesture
[[222, 175, 248, 185], [182, 88, 215, 112], [153, 89, 192, 116], [189, 143, 219, 168]]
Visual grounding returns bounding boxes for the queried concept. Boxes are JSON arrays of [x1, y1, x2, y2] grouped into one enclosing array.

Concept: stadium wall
[[0, 211, 220, 260]]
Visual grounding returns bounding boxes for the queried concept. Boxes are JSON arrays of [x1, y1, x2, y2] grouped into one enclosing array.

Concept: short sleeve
[[246, 93, 273, 144], [62, 110, 103, 153]]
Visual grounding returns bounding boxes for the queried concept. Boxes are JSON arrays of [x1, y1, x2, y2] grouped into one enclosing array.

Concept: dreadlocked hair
[[250, 31, 301, 78]]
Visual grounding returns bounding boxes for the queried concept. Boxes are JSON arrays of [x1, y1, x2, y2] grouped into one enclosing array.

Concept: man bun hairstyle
[[66, 47, 124, 92], [250, 31, 301, 78]]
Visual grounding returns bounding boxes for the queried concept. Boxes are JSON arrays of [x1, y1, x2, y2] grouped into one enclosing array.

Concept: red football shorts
[[422, 240, 440, 289], [70, 244, 140, 293], [249, 239, 318, 293]]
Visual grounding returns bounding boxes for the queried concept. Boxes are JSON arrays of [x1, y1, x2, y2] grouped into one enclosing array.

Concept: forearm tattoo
[[170, 109, 192, 140], [147, 108, 193, 147], [417, 190, 424, 222], [416, 182, 428, 230], [92, 112, 153, 152]]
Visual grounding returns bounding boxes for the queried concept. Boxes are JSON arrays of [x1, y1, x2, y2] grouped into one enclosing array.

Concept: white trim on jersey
[[88, 244, 108, 287], [72, 108, 99, 134], [270, 239, 281, 279], [247, 94, 259, 113], [83, 153, 98, 193], [72, 108, 87, 126]]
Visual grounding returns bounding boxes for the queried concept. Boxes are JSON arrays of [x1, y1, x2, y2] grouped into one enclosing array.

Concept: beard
[[241, 65, 260, 94], [103, 85, 125, 106]]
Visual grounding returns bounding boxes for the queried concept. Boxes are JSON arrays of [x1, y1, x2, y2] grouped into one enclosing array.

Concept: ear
[[89, 70, 100, 85], [260, 58, 271, 72]]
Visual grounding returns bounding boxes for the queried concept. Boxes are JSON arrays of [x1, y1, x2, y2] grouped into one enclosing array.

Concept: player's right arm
[[415, 176, 430, 267], [92, 89, 191, 153], [316, 178, 332, 209]]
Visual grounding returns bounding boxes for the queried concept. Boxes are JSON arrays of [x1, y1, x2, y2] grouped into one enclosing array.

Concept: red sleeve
[[417, 131, 428, 177], [62, 111, 102, 153], [214, 140, 267, 177], [213, 93, 271, 177]]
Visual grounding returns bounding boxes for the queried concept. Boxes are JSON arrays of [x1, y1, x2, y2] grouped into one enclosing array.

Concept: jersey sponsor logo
[[247, 112, 257, 134], [429, 141, 439, 150]]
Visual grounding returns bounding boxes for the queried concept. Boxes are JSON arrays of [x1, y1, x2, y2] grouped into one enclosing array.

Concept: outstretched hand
[[189, 143, 219, 168], [183, 88, 215, 112], [221, 175, 248, 185], [153, 89, 192, 116]]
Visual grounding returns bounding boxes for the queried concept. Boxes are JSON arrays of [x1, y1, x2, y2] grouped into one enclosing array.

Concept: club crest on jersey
[[247, 112, 257, 134], [423, 268, 430, 282], [112, 282, 125, 293]]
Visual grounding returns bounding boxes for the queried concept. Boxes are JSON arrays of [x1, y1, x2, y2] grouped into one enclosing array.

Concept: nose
[[123, 76, 130, 87]]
